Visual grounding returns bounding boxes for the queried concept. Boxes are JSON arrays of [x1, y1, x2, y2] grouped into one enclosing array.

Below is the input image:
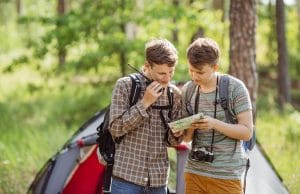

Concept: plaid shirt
[[109, 75, 182, 187]]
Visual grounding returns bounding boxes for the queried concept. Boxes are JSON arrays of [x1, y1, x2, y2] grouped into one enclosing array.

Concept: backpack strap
[[219, 75, 255, 150], [97, 106, 114, 193], [151, 87, 174, 122], [128, 73, 142, 106], [218, 75, 239, 151], [103, 163, 113, 193], [185, 81, 197, 115], [151, 86, 174, 114], [167, 86, 174, 119], [218, 75, 236, 124], [243, 159, 250, 194]]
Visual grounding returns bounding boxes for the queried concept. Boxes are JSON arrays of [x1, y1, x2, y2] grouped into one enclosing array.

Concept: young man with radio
[[109, 38, 183, 194], [182, 37, 253, 194]]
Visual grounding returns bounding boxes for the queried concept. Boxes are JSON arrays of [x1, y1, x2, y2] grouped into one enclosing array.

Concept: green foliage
[[286, 6, 300, 80], [256, 3, 300, 83], [1, 0, 233, 77], [168, 148, 177, 190], [257, 1, 277, 67], [1, 0, 300, 193], [0, 69, 114, 194]]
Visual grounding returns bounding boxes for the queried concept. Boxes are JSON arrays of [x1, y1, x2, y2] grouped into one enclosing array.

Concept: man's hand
[[141, 81, 163, 108], [191, 116, 216, 130], [172, 130, 184, 137]]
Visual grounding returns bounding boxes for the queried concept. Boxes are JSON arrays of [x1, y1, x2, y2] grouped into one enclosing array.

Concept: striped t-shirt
[[182, 74, 252, 180]]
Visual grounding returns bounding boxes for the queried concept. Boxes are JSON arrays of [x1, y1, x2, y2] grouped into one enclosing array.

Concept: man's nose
[[163, 73, 172, 82], [191, 72, 197, 80]]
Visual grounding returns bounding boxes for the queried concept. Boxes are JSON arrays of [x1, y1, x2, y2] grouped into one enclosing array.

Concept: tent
[[27, 108, 289, 194]]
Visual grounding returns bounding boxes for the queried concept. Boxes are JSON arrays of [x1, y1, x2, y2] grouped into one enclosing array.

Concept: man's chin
[[160, 83, 169, 87], [193, 80, 201, 85]]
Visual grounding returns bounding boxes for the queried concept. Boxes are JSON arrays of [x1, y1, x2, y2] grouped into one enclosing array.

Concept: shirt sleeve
[[180, 81, 196, 119], [165, 86, 183, 146], [230, 78, 252, 115], [109, 77, 149, 138]]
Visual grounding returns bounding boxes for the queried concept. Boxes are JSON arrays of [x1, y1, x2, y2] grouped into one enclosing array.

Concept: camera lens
[[190, 147, 214, 163], [195, 151, 205, 159]]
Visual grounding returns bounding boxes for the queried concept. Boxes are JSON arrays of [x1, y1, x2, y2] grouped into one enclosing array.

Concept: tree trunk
[[212, 0, 226, 22], [119, 0, 126, 76], [229, 0, 257, 119], [213, 0, 223, 10], [267, 0, 276, 65], [57, 0, 66, 14], [297, 0, 300, 51], [172, 0, 179, 44], [276, 0, 291, 108], [190, 27, 204, 43], [57, 0, 66, 66], [16, 0, 21, 16], [120, 50, 126, 76], [120, 21, 126, 76]]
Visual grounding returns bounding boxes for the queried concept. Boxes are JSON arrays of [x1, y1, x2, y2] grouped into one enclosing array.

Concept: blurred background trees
[[0, 0, 299, 193], [1, 0, 299, 108]]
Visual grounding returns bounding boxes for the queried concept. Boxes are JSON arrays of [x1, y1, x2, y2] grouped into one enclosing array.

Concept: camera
[[190, 147, 214, 163]]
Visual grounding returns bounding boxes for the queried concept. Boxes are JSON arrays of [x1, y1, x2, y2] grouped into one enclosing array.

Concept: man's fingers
[[148, 81, 160, 88], [148, 81, 163, 94]]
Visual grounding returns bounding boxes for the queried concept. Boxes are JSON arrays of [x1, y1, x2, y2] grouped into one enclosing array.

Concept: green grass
[[256, 108, 300, 193], [0, 69, 114, 194], [0, 68, 299, 194]]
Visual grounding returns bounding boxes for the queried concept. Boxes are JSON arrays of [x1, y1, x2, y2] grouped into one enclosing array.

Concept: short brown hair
[[145, 38, 178, 67], [187, 38, 220, 68]]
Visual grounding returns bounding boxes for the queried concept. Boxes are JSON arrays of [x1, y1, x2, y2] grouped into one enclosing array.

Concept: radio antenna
[[127, 64, 151, 82]]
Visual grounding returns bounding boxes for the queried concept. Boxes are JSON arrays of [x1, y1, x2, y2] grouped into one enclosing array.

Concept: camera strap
[[194, 75, 219, 153]]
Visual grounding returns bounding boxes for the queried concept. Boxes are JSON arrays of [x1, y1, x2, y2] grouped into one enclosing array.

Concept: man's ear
[[213, 64, 219, 71], [144, 61, 150, 68], [144, 61, 152, 72], [143, 62, 150, 74]]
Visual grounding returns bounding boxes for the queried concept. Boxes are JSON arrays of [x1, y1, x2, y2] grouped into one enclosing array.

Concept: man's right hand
[[141, 81, 163, 108]]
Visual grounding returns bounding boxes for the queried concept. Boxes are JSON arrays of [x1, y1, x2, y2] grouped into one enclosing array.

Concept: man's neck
[[198, 73, 218, 93]]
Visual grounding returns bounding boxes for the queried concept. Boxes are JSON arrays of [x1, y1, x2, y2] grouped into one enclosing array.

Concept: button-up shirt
[[109, 75, 182, 187]]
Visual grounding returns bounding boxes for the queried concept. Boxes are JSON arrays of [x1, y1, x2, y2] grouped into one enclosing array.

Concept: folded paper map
[[168, 113, 204, 133]]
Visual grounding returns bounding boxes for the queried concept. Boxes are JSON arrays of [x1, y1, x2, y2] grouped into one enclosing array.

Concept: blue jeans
[[111, 177, 167, 194]]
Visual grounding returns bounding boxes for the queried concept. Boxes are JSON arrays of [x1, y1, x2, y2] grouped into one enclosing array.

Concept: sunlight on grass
[[1, 67, 300, 193], [0, 69, 114, 193], [256, 108, 300, 193]]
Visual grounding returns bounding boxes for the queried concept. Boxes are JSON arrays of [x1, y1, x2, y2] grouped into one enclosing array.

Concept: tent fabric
[[44, 147, 80, 194], [27, 109, 289, 194], [27, 111, 105, 194], [245, 145, 289, 194], [175, 144, 190, 194], [62, 145, 105, 194]]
